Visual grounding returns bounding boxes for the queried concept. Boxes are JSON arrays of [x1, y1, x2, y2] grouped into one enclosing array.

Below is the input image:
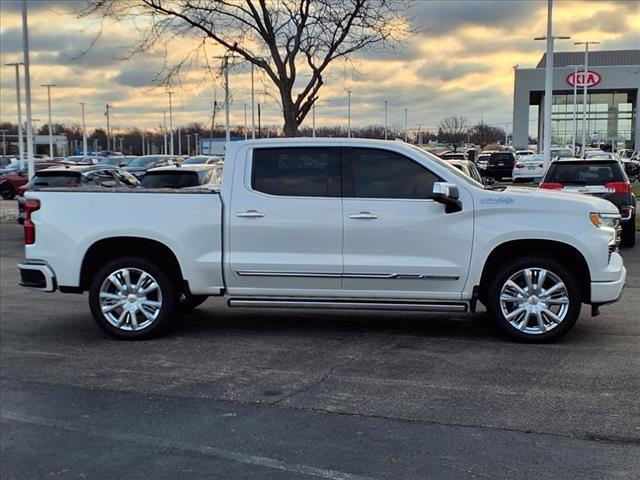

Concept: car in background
[[550, 147, 574, 160], [0, 156, 17, 169], [182, 155, 224, 165], [516, 149, 535, 159], [444, 159, 485, 184], [512, 154, 545, 183], [140, 164, 222, 189], [440, 152, 467, 161], [63, 155, 109, 165], [583, 151, 619, 161], [476, 151, 516, 180], [123, 155, 177, 179], [98, 156, 135, 167], [0, 161, 63, 200], [540, 158, 635, 247]]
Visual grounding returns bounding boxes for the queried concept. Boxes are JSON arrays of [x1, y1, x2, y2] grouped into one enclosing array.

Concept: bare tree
[[469, 123, 505, 149], [77, 0, 412, 137], [437, 115, 469, 152]]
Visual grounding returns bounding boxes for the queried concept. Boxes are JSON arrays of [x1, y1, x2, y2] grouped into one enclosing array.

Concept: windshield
[[544, 161, 626, 185], [128, 157, 159, 168], [30, 172, 81, 187], [2, 160, 22, 171], [408, 144, 483, 188], [98, 157, 124, 166], [141, 171, 199, 188], [184, 156, 208, 164]]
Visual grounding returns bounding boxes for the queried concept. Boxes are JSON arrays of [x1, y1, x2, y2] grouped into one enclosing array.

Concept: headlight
[[590, 212, 621, 229]]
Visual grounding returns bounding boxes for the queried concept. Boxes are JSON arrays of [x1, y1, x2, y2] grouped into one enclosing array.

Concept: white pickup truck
[[18, 139, 627, 342]]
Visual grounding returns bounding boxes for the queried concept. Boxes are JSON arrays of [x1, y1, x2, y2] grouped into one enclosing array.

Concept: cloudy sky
[[1, 0, 638, 135]]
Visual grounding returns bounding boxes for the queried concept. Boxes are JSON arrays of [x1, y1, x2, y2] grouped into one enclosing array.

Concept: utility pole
[[404, 107, 408, 142], [80, 102, 88, 156], [167, 91, 174, 155], [575, 40, 600, 157], [6, 62, 25, 168], [534, 0, 570, 170], [312, 102, 316, 138], [105, 104, 113, 152], [162, 111, 167, 154], [251, 63, 256, 139], [41, 83, 56, 157], [21, 0, 35, 179], [384, 100, 388, 140], [347, 90, 352, 138]]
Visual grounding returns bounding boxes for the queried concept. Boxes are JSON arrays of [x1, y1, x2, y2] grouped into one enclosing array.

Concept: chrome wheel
[[499, 268, 570, 335], [98, 268, 163, 332]]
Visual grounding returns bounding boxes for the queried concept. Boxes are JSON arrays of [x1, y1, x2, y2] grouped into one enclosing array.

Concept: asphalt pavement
[[1, 222, 639, 479]]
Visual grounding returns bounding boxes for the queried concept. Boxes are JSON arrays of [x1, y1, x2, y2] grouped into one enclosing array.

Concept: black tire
[[89, 257, 177, 339], [620, 215, 636, 248], [486, 255, 582, 343], [178, 294, 208, 312], [0, 186, 15, 200]]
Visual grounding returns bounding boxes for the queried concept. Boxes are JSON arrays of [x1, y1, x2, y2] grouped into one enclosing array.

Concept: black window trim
[[249, 146, 342, 198], [341, 146, 442, 200]]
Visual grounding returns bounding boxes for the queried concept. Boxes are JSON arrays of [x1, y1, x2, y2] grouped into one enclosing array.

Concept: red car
[[0, 162, 62, 200]]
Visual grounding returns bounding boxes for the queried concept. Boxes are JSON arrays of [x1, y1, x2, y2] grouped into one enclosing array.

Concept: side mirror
[[430, 182, 462, 214], [482, 177, 496, 186]]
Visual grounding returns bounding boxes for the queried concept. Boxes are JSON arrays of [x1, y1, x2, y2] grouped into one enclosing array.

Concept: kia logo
[[567, 70, 602, 87]]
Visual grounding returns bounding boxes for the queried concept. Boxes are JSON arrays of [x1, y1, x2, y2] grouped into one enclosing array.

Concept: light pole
[[312, 102, 316, 138], [224, 56, 230, 142], [404, 107, 408, 142], [6, 62, 25, 168], [41, 83, 56, 157], [186, 134, 191, 155], [534, 0, 570, 170], [178, 126, 182, 154], [21, 0, 35, 178], [251, 63, 256, 139], [167, 91, 174, 155], [566, 65, 579, 154], [80, 102, 88, 156], [142, 130, 145, 155], [194, 133, 199, 155], [105, 103, 113, 151], [0, 130, 6, 156], [347, 90, 352, 138], [575, 41, 600, 157], [162, 111, 167, 154], [384, 100, 388, 140], [244, 103, 248, 139]]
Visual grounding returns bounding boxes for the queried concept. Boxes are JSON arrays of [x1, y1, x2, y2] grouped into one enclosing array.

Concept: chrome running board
[[228, 298, 467, 313]]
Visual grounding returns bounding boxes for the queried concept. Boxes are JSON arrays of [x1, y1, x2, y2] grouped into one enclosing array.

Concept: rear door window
[[31, 172, 81, 187], [141, 171, 200, 188]]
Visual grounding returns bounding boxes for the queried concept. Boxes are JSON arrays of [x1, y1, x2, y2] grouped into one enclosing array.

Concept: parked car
[[98, 156, 135, 167], [140, 164, 222, 189], [540, 158, 635, 247], [63, 155, 109, 165], [18, 139, 626, 343], [440, 152, 467, 161], [0, 156, 17, 169], [476, 151, 517, 180], [0, 162, 62, 199], [583, 151, 619, 161], [512, 154, 545, 183], [444, 159, 485, 184], [123, 155, 177, 179], [182, 155, 224, 165], [516, 150, 535, 159], [550, 148, 574, 160]]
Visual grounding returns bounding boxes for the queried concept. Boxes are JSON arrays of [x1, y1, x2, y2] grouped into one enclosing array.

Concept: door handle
[[236, 210, 265, 218], [349, 212, 378, 220]]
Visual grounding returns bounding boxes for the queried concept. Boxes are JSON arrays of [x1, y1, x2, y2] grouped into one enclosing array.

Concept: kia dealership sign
[[567, 70, 602, 87]]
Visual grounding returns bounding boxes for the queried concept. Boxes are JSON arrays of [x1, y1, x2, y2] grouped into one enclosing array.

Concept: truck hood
[[478, 186, 619, 215]]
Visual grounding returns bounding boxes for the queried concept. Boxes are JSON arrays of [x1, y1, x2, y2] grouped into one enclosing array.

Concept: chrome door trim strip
[[236, 270, 459, 281], [228, 298, 467, 312]]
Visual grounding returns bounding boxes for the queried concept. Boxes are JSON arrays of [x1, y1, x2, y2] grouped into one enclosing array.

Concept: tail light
[[23, 198, 40, 245], [604, 182, 631, 193], [540, 183, 564, 190], [515, 163, 524, 169]]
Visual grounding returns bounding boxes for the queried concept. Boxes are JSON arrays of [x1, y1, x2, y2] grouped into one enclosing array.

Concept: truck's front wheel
[[89, 257, 176, 339], [486, 256, 581, 342]]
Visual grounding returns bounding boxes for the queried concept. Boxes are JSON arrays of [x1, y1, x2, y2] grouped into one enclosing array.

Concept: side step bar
[[228, 298, 467, 313]]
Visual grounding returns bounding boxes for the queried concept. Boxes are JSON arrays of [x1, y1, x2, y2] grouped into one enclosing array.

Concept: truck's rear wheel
[[89, 257, 176, 339], [486, 256, 581, 342]]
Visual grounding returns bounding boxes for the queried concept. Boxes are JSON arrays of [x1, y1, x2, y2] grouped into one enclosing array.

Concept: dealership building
[[512, 49, 639, 151]]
